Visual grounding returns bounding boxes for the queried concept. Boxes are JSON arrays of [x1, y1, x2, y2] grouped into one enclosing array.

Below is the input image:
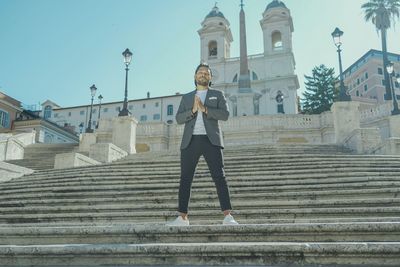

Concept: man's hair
[[194, 62, 213, 86]]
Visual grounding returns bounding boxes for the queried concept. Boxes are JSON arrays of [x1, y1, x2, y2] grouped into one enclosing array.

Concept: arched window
[[208, 41, 218, 57], [252, 71, 258, 80], [276, 90, 285, 114], [272, 31, 283, 51], [232, 74, 238, 83], [44, 105, 52, 119]]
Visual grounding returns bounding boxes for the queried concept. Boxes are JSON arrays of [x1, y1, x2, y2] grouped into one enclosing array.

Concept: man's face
[[195, 67, 211, 87]]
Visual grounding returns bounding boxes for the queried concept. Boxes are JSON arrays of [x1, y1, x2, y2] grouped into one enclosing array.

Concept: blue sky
[[1, 0, 400, 110]]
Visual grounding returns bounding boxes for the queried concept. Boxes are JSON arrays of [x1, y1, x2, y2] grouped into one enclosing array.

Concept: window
[[357, 78, 360, 85], [167, 105, 173, 116], [396, 81, 400, 88], [142, 104, 146, 108], [252, 71, 258, 80], [276, 91, 285, 114], [272, 31, 283, 50], [0, 109, 10, 128], [277, 104, 284, 114], [356, 90, 360, 96], [80, 110, 85, 115], [364, 84, 368, 91], [378, 68, 383, 75], [232, 74, 238, 83], [365, 72, 369, 79], [44, 105, 52, 119], [68, 112, 71, 117], [103, 108, 108, 113], [155, 102, 159, 107], [382, 79, 385, 86], [140, 115, 147, 121], [153, 114, 160, 120], [208, 40, 217, 57]]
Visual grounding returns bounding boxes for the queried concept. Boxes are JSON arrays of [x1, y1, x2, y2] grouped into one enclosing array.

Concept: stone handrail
[[137, 123, 169, 137], [221, 114, 322, 131], [225, 53, 265, 63], [0, 131, 35, 161], [360, 103, 392, 123]]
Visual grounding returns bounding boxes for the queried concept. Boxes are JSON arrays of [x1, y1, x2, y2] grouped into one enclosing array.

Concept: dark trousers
[[178, 135, 232, 213]]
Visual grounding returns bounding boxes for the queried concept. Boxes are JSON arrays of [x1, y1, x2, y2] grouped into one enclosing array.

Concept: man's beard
[[196, 79, 209, 86]]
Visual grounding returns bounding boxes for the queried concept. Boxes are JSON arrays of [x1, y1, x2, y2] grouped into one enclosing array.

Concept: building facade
[[344, 49, 400, 104], [40, 94, 182, 134], [0, 92, 22, 132], [200, 1, 299, 116], [39, 0, 299, 133]]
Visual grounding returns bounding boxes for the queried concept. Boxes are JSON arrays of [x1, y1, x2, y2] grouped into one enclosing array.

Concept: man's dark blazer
[[176, 88, 229, 150]]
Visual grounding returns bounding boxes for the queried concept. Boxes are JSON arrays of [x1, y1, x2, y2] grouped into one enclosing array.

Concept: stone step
[[118, 153, 400, 164], [20, 162, 400, 177], [5, 169, 400, 188], [0, 188, 400, 207], [1, 206, 399, 225], [7, 169, 400, 189], [0, 187, 396, 205], [4, 144, 79, 171], [0, 222, 398, 245], [2, 216, 400, 227], [21, 166, 400, 183], [1, 183, 400, 204], [2, 176, 400, 198], [0, 242, 398, 266], [1, 198, 399, 214]]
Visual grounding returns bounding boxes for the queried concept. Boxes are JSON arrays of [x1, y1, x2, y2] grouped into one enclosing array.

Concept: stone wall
[[0, 131, 36, 161], [133, 101, 400, 155]]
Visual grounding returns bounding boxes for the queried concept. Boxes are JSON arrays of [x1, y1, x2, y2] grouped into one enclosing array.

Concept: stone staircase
[[0, 144, 400, 266], [4, 143, 79, 171]]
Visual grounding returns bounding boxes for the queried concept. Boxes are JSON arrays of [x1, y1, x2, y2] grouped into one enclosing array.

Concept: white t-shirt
[[193, 89, 208, 135]]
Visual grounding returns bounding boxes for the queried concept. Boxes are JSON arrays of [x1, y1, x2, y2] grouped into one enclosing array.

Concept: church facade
[[38, 0, 299, 136], [200, 0, 299, 116]]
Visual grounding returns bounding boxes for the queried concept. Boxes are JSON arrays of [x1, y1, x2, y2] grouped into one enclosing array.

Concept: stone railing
[[0, 131, 36, 161], [135, 113, 334, 151], [225, 53, 265, 63], [360, 103, 392, 123], [137, 122, 170, 137]]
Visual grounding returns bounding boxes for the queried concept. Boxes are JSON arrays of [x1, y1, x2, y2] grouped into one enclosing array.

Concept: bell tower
[[198, 4, 233, 63]]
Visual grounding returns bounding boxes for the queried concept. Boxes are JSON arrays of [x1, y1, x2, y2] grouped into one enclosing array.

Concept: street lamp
[[331, 27, 351, 101], [96, 94, 103, 129], [119, 48, 133, 116], [386, 62, 400, 115], [86, 84, 97, 133]]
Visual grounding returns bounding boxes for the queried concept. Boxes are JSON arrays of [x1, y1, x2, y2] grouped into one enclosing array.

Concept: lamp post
[[119, 48, 133, 116], [386, 62, 400, 115], [86, 84, 97, 133], [96, 94, 103, 129], [331, 27, 351, 101]]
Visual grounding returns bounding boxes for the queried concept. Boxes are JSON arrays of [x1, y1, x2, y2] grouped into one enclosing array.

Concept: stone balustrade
[[360, 102, 392, 123]]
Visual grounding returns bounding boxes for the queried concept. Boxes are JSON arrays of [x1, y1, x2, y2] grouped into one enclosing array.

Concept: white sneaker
[[166, 216, 190, 226], [223, 214, 239, 225]]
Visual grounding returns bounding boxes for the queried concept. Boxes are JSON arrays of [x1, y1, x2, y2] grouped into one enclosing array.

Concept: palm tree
[[361, 0, 400, 100]]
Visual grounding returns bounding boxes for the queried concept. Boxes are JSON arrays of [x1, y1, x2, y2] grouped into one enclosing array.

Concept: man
[[168, 63, 238, 226]]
